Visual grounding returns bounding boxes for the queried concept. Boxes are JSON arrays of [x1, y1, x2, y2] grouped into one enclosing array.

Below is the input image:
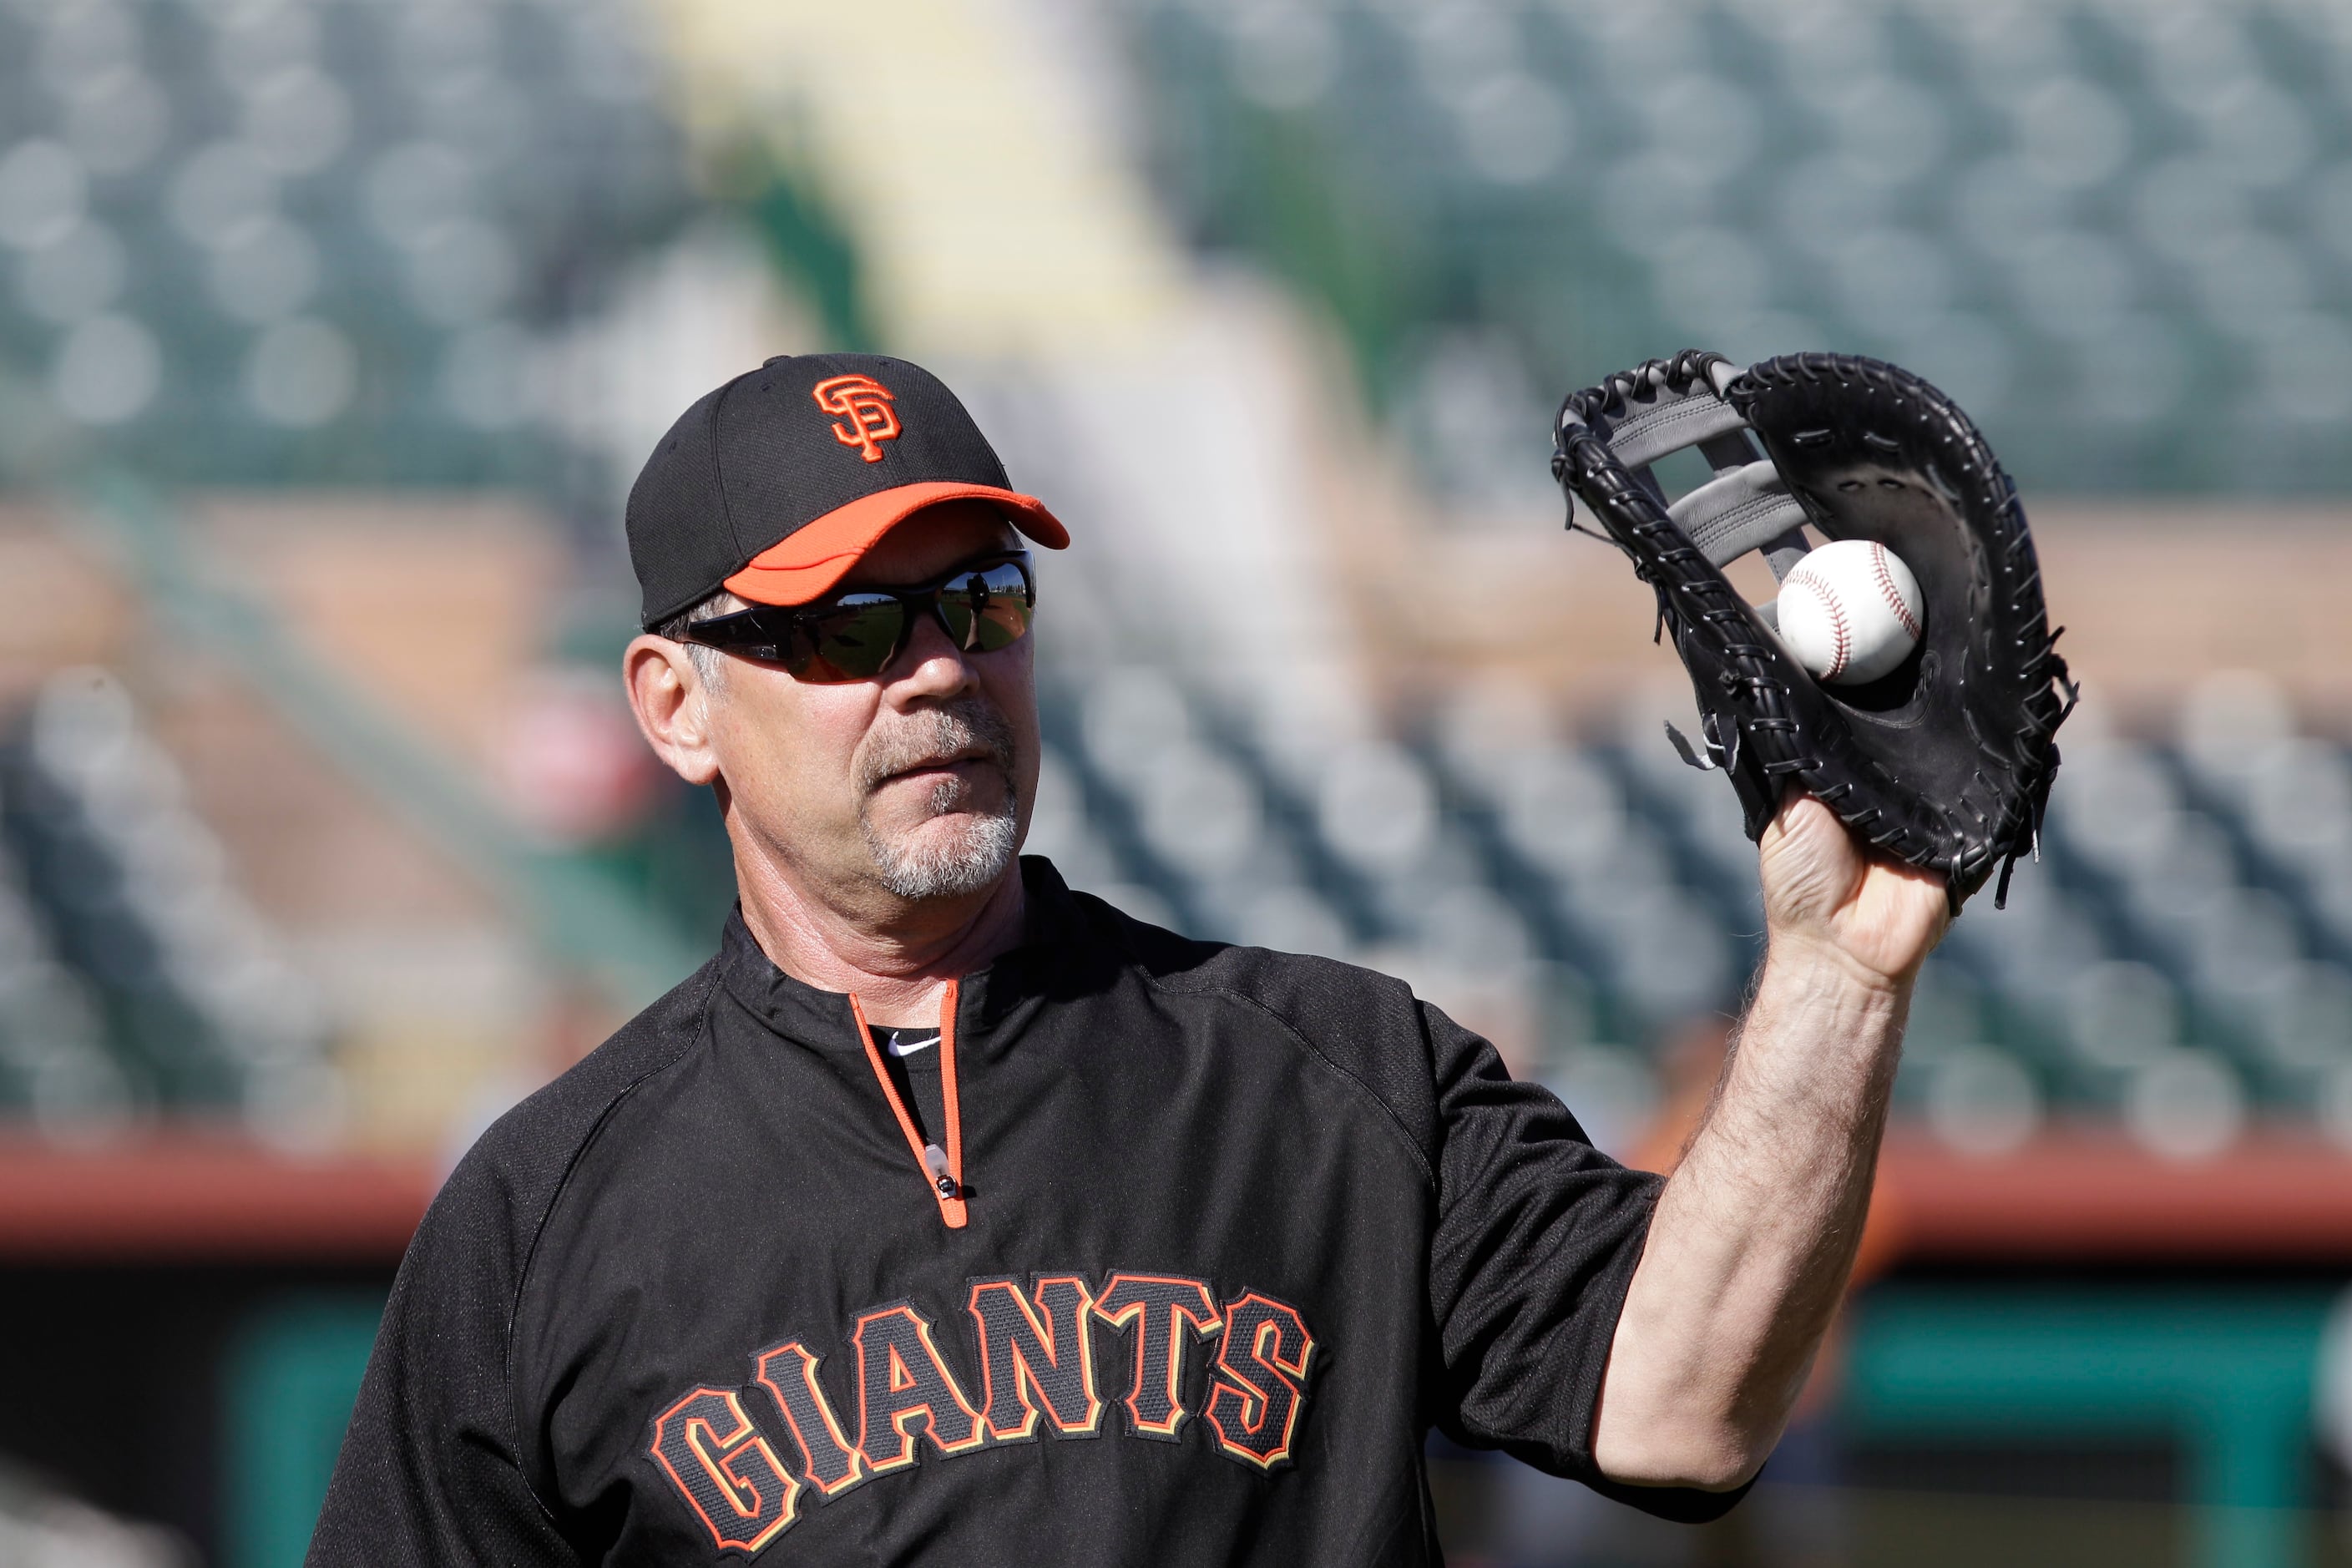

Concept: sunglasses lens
[[797, 596, 907, 680], [691, 557, 1030, 681], [936, 560, 1034, 654]]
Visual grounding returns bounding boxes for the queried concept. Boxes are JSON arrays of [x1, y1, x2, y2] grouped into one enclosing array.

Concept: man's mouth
[[878, 749, 994, 788], [862, 702, 1018, 802]]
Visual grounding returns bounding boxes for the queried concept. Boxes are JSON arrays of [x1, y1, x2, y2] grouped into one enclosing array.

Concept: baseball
[[1775, 539, 1925, 686]]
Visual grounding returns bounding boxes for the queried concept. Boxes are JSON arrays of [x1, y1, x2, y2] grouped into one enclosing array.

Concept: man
[[310, 354, 1945, 1564]]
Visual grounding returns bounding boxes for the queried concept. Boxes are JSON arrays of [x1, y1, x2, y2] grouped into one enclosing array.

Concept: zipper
[[849, 983, 968, 1230]]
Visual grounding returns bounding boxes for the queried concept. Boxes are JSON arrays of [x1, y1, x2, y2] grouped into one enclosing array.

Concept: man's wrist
[[1758, 929, 1915, 1012]]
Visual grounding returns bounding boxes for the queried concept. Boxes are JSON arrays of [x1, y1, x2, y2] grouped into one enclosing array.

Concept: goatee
[[857, 700, 1022, 900]]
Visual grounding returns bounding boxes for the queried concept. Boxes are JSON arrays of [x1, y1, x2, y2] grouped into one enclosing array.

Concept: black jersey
[[307, 859, 1738, 1565]]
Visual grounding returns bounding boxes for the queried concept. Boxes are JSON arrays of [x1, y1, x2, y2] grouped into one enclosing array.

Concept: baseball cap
[[625, 353, 1070, 630]]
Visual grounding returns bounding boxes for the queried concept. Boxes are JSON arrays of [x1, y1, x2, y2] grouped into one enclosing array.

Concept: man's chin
[[863, 811, 1020, 900], [883, 812, 999, 851]]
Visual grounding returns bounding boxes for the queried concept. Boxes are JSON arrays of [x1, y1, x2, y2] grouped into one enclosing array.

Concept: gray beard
[[857, 702, 1022, 900]]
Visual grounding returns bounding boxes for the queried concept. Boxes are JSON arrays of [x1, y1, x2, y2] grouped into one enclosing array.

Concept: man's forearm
[[1591, 939, 1909, 1489]]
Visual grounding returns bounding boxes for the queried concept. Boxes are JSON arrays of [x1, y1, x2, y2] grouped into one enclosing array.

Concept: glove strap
[[1667, 461, 1812, 579]]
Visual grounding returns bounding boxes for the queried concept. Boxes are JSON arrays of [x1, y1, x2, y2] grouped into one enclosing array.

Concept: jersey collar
[[712, 857, 1092, 1050]]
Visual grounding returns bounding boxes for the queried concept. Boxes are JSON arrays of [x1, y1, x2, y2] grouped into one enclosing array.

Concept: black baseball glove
[[1550, 350, 2074, 911]]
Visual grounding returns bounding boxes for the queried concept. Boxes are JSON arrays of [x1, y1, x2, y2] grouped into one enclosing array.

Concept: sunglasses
[[680, 552, 1036, 682]]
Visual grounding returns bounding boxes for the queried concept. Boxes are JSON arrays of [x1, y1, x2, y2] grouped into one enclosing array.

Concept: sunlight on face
[[704, 502, 1039, 911]]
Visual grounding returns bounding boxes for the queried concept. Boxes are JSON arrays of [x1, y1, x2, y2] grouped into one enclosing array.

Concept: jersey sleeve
[[306, 1149, 585, 1567], [1418, 1001, 1750, 1524]]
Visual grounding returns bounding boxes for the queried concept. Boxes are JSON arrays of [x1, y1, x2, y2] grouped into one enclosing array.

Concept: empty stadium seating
[[1116, 0, 2352, 496], [0, 668, 337, 1133], [0, 0, 695, 485], [1029, 662, 2352, 1160]]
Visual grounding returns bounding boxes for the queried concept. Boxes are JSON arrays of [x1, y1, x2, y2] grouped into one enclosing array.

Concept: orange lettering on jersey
[[1091, 1273, 1222, 1440], [1203, 1292, 1317, 1470], [812, 374, 901, 463], [650, 1267, 1326, 1555], [647, 1387, 800, 1552], [850, 1303, 987, 1471], [752, 1341, 867, 1498], [969, 1276, 1105, 1441]]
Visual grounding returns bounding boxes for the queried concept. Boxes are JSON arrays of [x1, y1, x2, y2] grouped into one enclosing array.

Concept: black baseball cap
[[626, 352, 1069, 630]]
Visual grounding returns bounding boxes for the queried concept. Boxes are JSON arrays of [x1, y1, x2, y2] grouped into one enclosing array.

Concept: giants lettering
[[1203, 1292, 1318, 1469], [649, 1271, 1319, 1554], [752, 1341, 866, 1498], [647, 1388, 798, 1554], [852, 1302, 988, 1472], [968, 1276, 1105, 1441], [1091, 1273, 1222, 1440]]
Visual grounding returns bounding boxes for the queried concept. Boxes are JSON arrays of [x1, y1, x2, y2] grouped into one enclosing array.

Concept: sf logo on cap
[[812, 374, 901, 463]]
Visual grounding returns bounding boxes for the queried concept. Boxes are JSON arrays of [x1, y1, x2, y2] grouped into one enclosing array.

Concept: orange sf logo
[[812, 374, 901, 463]]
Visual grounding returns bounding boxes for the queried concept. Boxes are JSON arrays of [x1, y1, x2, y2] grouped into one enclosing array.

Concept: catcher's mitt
[[1550, 350, 2074, 911]]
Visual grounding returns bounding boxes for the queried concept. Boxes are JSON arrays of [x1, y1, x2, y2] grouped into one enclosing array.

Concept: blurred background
[[1, 0, 2350, 1562]]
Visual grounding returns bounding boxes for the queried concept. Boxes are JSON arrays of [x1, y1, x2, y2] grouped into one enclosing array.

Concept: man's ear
[[624, 635, 721, 787]]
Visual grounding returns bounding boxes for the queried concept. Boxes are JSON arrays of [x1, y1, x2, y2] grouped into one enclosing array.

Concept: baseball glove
[[1550, 350, 2074, 911]]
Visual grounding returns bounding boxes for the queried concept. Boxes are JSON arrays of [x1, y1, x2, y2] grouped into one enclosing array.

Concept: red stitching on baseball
[[1871, 543, 1920, 640], [1788, 574, 1849, 680]]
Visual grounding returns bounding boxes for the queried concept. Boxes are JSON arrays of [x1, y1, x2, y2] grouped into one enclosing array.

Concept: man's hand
[[1758, 793, 1950, 989]]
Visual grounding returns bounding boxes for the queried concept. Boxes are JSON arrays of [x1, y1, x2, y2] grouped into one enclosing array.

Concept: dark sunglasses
[[680, 552, 1035, 682]]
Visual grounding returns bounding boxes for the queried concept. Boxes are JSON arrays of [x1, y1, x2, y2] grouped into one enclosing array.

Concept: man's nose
[[888, 610, 979, 698]]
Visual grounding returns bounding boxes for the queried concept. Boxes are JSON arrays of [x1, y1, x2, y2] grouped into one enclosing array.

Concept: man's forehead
[[842, 502, 1019, 586]]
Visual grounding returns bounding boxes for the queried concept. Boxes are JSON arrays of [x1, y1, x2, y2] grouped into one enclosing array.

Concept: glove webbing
[[1565, 357, 1812, 582]]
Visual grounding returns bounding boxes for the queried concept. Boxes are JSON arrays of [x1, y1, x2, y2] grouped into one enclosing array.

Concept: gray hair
[[652, 589, 747, 689]]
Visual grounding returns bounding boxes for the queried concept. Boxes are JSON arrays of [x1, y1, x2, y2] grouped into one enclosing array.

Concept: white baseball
[[1774, 539, 1925, 686]]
